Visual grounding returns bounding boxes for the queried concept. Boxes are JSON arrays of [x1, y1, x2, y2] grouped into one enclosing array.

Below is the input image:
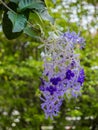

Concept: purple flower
[[41, 98, 63, 119], [71, 60, 75, 67], [77, 69, 85, 85], [63, 31, 85, 48], [46, 85, 57, 95], [39, 30, 85, 119], [78, 37, 85, 44], [50, 77, 61, 85], [40, 85, 45, 91], [66, 69, 74, 80], [40, 78, 45, 85]]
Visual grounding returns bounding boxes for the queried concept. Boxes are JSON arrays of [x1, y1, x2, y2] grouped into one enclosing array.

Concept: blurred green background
[[0, 0, 98, 130]]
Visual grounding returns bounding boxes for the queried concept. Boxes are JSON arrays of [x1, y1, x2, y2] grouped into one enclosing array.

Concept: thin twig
[[0, 0, 16, 14]]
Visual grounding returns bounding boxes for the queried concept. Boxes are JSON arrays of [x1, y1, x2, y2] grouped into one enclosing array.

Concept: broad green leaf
[[39, 9, 54, 24], [2, 11, 22, 39], [7, 11, 27, 32], [18, 0, 44, 11]]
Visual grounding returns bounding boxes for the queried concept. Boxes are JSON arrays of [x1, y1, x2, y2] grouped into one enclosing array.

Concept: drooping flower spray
[[39, 31, 85, 119]]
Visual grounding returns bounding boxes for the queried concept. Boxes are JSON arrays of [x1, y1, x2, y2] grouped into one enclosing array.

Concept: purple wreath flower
[[46, 85, 57, 95], [77, 69, 85, 85], [50, 77, 61, 85], [39, 31, 85, 119], [66, 69, 74, 80]]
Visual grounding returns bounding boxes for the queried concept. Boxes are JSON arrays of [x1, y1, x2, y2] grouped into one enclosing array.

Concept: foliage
[[0, 0, 54, 40], [0, 0, 98, 130], [0, 32, 53, 130]]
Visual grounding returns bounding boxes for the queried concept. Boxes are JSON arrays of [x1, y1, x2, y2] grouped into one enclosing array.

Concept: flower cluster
[[40, 31, 85, 119]]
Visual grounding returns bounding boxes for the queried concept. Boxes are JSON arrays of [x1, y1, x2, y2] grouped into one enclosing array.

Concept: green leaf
[[7, 11, 27, 32], [88, 86, 96, 94], [39, 9, 54, 24], [2, 11, 22, 40], [10, 0, 20, 4], [31, 11, 45, 34], [24, 26, 41, 41], [18, 0, 44, 11], [70, 110, 83, 117]]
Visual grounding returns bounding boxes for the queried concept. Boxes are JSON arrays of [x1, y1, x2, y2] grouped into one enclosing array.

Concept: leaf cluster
[[0, 0, 54, 40]]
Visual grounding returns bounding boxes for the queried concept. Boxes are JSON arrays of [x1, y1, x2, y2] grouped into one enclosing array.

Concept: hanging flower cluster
[[39, 31, 85, 119]]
